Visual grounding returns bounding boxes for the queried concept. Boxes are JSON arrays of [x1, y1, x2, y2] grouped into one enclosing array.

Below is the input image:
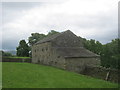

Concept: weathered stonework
[[65, 57, 100, 73], [32, 30, 100, 73]]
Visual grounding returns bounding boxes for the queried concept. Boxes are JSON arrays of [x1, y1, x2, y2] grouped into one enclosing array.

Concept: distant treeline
[[3, 30, 119, 69], [1, 51, 13, 57]]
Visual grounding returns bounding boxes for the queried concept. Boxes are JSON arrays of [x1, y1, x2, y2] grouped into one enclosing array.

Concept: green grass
[[0, 62, 2, 89], [2, 62, 118, 88]]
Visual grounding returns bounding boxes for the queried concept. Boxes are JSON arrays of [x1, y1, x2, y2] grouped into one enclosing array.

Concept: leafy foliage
[[16, 40, 30, 57], [47, 30, 59, 37], [28, 33, 46, 46], [82, 38, 120, 69], [82, 38, 103, 55], [100, 39, 120, 69], [1, 51, 13, 57], [28, 30, 59, 46]]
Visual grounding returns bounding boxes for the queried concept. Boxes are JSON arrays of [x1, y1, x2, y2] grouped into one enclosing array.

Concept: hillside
[[2, 62, 118, 88]]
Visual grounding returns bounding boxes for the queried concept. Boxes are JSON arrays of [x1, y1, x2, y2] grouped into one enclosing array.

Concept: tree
[[1, 51, 12, 57], [47, 30, 59, 36], [82, 39, 102, 55], [101, 39, 120, 69], [28, 33, 46, 46], [95, 41, 102, 55], [28, 30, 60, 46], [16, 40, 30, 57], [81, 37, 120, 69]]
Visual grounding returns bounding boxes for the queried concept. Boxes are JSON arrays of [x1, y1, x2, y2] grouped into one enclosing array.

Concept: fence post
[[22, 59, 25, 63], [105, 70, 110, 81]]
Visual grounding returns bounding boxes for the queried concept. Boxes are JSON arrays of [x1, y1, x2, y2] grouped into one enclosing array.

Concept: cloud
[[2, 0, 119, 50]]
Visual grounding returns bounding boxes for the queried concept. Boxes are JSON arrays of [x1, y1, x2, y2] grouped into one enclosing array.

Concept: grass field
[[0, 62, 2, 89], [2, 62, 118, 88]]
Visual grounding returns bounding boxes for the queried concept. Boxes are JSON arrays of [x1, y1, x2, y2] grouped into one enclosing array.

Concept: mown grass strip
[[2, 62, 118, 88]]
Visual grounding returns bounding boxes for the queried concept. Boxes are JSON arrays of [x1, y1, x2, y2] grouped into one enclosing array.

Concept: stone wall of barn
[[32, 42, 52, 64], [65, 57, 100, 73], [51, 47, 66, 69], [32, 42, 66, 69]]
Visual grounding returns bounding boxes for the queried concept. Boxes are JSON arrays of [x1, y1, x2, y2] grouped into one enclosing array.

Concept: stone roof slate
[[53, 47, 99, 58], [35, 30, 78, 45], [34, 30, 99, 58], [35, 31, 62, 44]]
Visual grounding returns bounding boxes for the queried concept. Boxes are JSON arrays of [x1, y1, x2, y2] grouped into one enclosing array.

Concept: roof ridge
[[35, 30, 73, 45], [35, 32, 61, 44]]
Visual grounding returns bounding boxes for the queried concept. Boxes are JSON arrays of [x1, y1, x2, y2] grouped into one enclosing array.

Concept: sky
[[1, 0, 119, 51]]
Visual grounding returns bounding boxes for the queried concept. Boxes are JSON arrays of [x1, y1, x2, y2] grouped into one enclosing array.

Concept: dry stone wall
[[82, 66, 119, 83], [2, 57, 31, 63]]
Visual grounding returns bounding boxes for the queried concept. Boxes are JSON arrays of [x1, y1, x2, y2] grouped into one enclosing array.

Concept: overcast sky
[[1, 0, 119, 51]]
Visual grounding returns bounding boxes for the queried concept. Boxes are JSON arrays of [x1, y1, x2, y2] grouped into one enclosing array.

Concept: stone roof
[[35, 30, 81, 44], [35, 31, 62, 44], [53, 47, 99, 58], [34, 30, 99, 58]]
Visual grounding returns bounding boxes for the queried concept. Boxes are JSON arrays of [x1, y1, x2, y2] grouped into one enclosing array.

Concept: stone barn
[[32, 30, 100, 73]]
